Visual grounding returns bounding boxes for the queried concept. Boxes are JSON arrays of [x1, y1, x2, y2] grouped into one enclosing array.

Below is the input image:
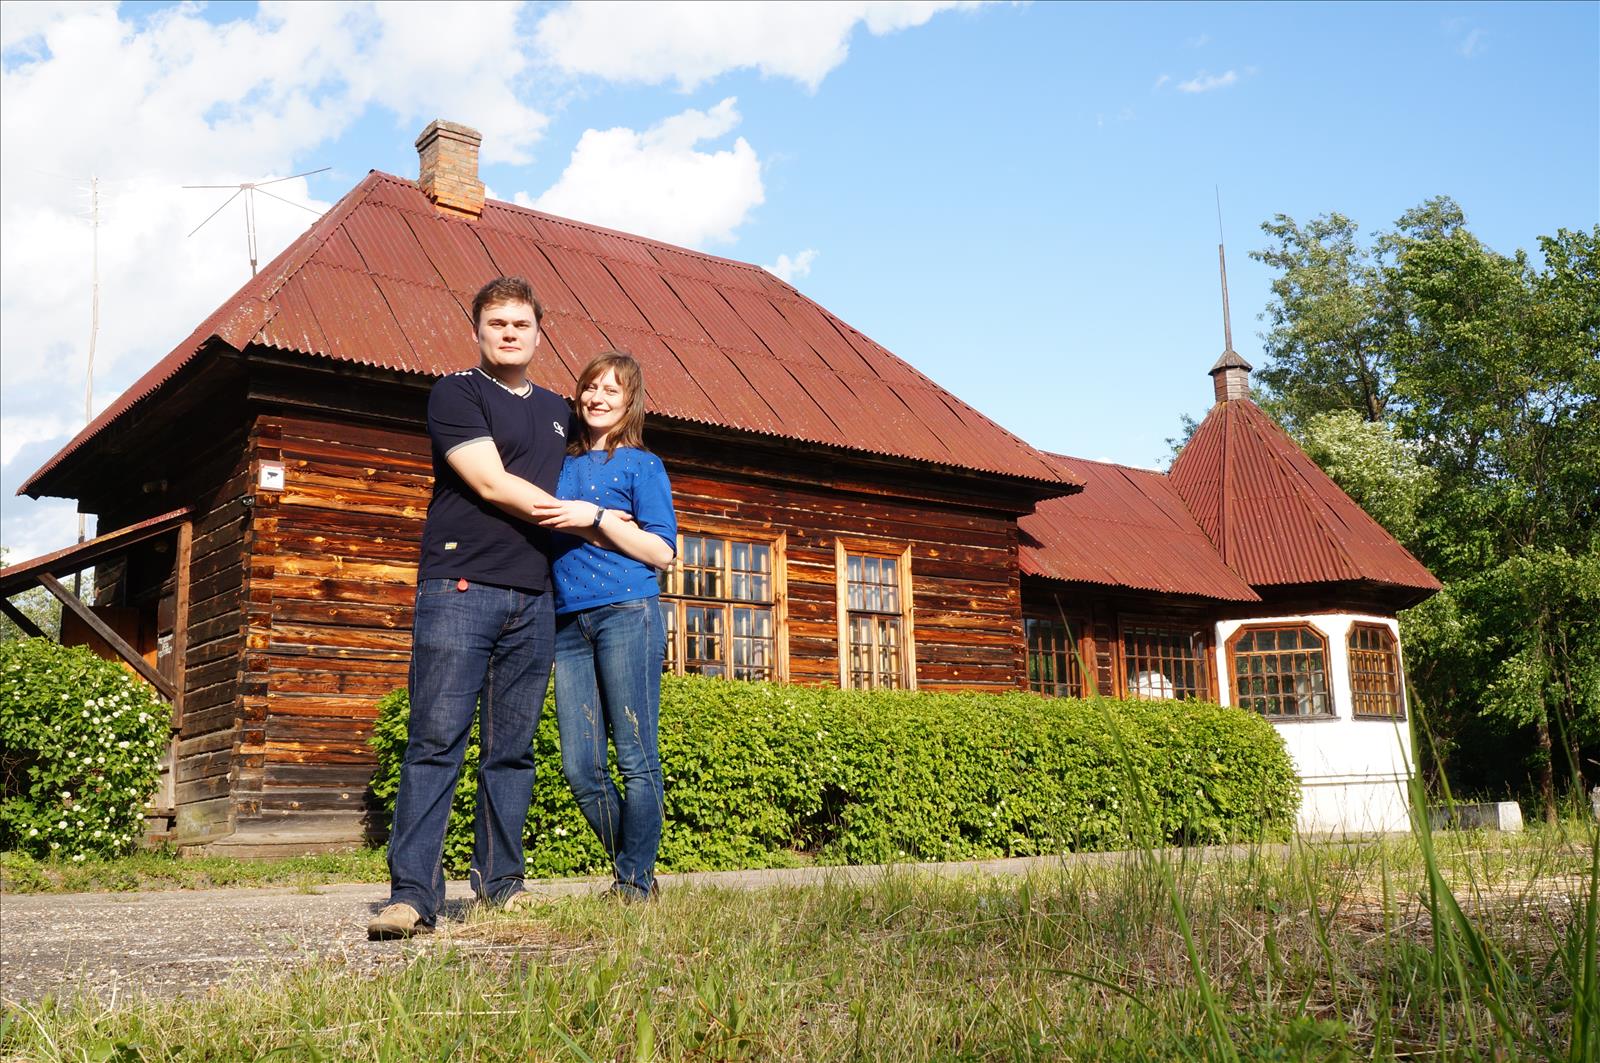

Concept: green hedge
[[370, 675, 1299, 877], [0, 638, 169, 860]]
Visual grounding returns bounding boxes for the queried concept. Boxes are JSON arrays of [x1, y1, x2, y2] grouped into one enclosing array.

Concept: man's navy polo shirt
[[418, 368, 573, 593]]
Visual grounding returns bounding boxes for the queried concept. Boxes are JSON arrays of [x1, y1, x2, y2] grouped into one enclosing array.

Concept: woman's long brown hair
[[569, 351, 647, 458]]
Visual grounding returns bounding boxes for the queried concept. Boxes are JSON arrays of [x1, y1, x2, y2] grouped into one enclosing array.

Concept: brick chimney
[[1209, 348, 1252, 403], [416, 120, 485, 219]]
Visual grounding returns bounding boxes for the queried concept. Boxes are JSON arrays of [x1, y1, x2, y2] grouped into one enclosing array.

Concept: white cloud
[[0, 1, 549, 552], [1152, 73, 1171, 91], [1, 413, 78, 467], [0, 499, 86, 565], [765, 248, 818, 283], [525, 98, 764, 248], [1186, 33, 1211, 48], [535, 0, 988, 91], [0, 0, 93, 51], [1176, 70, 1238, 93], [1442, 18, 1487, 60]]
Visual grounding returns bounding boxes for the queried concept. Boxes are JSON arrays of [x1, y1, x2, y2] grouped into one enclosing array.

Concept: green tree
[[1244, 203, 1600, 817], [0, 548, 61, 643], [1252, 211, 1399, 427], [1296, 410, 1434, 543]]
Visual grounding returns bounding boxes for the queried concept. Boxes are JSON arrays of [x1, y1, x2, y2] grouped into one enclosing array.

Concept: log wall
[[670, 470, 1024, 691], [85, 424, 253, 846], [242, 414, 429, 843], [233, 409, 1034, 843]]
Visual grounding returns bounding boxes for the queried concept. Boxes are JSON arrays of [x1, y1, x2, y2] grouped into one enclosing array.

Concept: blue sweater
[[551, 447, 677, 615]]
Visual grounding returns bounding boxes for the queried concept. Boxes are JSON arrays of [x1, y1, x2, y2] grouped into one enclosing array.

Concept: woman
[[535, 352, 677, 901]]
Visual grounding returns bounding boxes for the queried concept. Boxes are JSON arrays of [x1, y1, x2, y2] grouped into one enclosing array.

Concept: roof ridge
[[1042, 450, 1165, 475]]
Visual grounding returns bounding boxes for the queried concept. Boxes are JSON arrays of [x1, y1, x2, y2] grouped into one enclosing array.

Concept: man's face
[[475, 300, 540, 373]]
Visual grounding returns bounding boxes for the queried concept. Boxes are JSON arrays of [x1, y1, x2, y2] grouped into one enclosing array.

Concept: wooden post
[[172, 521, 192, 729]]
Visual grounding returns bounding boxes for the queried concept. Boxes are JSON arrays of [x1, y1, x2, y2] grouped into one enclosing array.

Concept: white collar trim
[[476, 367, 532, 397]]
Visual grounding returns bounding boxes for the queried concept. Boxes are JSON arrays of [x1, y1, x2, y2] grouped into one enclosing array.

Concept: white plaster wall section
[[1213, 612, 1415, 833]]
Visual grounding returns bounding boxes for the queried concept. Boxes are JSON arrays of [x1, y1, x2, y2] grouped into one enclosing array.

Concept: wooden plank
[[38, 574, 175, 699], [172, 521, 193, 728], [259, 789, 368, 812], [177, 729, 238, 757], [276, 434, 432, 471], [178, 745, 235, 776], [269, 599, 412, 629], [259, 692, 388, 717], [269, 556, 419, 585], [175, 774, 233, 805]]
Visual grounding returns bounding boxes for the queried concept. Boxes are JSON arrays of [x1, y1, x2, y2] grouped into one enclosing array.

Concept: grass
[[0, 847, 389, 895], [3, 821, 1595, 1062]]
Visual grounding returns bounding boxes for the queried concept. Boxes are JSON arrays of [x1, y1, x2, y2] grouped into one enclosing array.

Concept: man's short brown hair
[[471, 276, 544, 327]]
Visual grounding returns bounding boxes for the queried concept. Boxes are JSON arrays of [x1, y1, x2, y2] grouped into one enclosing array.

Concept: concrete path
[[0, 847, 1268, 1004]]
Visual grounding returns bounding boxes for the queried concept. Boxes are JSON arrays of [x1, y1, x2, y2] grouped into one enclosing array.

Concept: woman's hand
[[531, 499, 602, 530]]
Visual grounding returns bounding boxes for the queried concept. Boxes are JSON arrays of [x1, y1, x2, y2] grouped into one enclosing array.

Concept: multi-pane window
[[1121, 622, 1209, 701], [1229, 625, 1331, 718], [659, 533, 778, 681], [1349, 623, 1404, 719], [1026, 616, 1087, 698], [841, 549, 911, 690]]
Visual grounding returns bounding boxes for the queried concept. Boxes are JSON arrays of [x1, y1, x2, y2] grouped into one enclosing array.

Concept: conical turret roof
[[1168, 399, 1439, 602]]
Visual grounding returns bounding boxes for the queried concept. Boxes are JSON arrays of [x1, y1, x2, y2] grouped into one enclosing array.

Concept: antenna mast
[[71, 176, 101, 595], [185, 167, 329, 276], [1216, 186, 1234, 353]]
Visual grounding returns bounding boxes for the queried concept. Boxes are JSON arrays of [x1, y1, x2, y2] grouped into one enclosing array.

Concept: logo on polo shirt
[[553, 421, 566, 437]]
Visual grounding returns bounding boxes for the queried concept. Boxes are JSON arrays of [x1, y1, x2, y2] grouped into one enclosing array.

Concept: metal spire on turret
[[1208, 188, 1252, 404]]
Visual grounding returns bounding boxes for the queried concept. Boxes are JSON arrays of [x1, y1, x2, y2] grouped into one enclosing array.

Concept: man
[[368, 276, 587, 940]]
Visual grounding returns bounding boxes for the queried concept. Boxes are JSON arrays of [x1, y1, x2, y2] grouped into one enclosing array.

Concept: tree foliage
[[0, 548, 62, 643], [1248, 200, 1599, 814]]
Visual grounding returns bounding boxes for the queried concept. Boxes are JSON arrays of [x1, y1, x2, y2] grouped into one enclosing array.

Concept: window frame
[[658, 524, 788, 683], [1225, 622, 1334, 721], [1347, 621, 1406, 720], [835, 538, 917, 691], [1116, 615, 1215, 702], [1024, 612, 1093, 698]]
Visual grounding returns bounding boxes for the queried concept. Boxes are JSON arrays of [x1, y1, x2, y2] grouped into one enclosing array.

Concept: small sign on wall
[[258, 461, 286, 492]]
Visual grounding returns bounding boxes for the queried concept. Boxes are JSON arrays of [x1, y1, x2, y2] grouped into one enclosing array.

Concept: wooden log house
[[9, 121, 1439, 852]]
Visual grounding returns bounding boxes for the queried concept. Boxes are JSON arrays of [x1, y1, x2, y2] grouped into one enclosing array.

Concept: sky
[[2, 0, 1596, 560]]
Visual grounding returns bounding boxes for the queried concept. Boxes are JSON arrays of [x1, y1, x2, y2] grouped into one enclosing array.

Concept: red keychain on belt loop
[[456, 578, 469, 591]]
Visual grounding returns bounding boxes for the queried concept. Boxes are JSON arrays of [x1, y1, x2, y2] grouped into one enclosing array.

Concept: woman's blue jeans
[[386, 579, 554, 925], [553, 597, 666, 898]]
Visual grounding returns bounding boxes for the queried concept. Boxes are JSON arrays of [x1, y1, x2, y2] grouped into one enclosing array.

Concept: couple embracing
[[369, 276, 676, 940]]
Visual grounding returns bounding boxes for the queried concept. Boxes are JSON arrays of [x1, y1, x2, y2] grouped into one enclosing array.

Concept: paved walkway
[[0, 847, 1268, 1003]]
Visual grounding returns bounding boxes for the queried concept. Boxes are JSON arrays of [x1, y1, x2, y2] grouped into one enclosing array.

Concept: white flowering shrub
[[0, 638, 168, 860]]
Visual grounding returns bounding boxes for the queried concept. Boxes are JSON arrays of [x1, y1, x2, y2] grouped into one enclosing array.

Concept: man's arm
[[446, 440, 597, 533], [532, 500, 675, 568]]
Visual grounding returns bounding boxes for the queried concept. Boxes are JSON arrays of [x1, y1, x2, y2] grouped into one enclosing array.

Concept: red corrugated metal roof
[[1020, 455, 1261, 601], [21, 170, 1079, 498], [1167, 399, 1441, 595]]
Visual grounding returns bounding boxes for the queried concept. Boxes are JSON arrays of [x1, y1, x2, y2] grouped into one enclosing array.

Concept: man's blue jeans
[[553, 598, 666, 898], [386, 578, 554, 924]]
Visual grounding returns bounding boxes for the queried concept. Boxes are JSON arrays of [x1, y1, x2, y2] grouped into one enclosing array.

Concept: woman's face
[[579, 367, 628, 442]]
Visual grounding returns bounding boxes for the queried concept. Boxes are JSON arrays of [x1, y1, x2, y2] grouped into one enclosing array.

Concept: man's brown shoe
[[367, 902, 429, 940], [501, 890, 541, 912]]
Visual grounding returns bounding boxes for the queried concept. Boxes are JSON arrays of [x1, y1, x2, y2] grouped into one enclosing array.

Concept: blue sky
[[2, 1, 1596, 559]]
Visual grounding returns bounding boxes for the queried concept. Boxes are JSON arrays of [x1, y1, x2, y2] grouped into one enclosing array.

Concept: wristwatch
[[591, 505, 606, 527]]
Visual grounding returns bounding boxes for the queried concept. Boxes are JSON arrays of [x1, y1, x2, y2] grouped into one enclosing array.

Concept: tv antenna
[[185, 167, 329, 275]]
